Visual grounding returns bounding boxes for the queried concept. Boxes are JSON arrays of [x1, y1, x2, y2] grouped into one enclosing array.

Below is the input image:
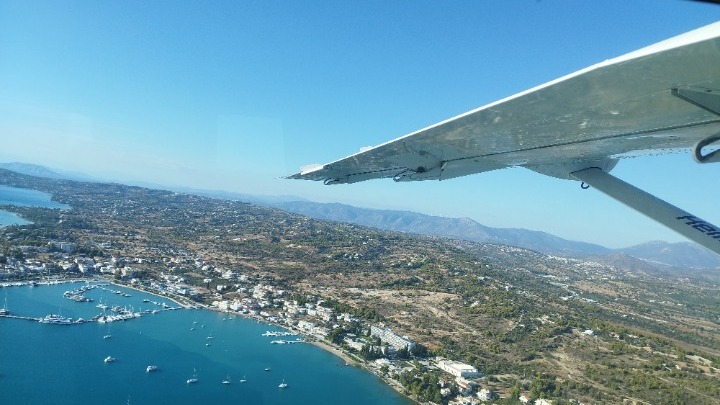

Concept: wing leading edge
[[287, 22, 720, 255]]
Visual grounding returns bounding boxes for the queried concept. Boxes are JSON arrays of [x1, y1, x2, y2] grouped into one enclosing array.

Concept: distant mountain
[[616, 241, 720, 268], [271, 201, 720, 269], [177, 188, 308, 206], [272, 201, 611, 255], [0, 162, 66, 179], [0, 162, 94, 182]]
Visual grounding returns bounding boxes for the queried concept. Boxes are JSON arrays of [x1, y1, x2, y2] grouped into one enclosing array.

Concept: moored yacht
[[186, 368, 198, 384], [39, 314, 73, 324]]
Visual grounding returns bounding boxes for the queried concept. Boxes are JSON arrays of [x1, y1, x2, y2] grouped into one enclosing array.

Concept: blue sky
[[1, 0, 719, 248]]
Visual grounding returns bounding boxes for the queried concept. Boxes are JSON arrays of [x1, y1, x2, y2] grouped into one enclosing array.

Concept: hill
[[272, 200, 720, 270]]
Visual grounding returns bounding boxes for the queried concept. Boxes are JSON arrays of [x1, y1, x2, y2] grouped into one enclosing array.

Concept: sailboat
[[186, 368, 198, 384], [239, 375, 247, 383], [278, 378, 288, 389], [0, 290, 9, 315], [222, 375, 231, 384]]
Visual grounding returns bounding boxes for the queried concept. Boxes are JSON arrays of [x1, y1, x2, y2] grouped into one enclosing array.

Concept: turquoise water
[[0, 185, 69, 226], [0, 283, 412, 405], [0, 210, 30, 227]]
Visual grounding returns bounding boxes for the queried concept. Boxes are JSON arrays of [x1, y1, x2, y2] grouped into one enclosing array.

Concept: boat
[[104, 356, 116, 363], [146, 365, 158, 372], [186, 369, 198, 384], [222, 375, 231, 384], [278, 378, 288, 389], [264, 367, 271, 372], [262, 330, 296, 337], [1, 291, 9, 315], [239, 376, 247, 383], [103, 333, 112, 339], [39, 314, 73, 324]]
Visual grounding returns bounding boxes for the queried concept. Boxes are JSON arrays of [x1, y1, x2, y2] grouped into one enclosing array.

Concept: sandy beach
[[310, 340, 358, 365]]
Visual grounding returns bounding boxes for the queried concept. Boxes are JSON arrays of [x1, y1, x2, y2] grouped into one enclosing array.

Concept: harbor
[[0, 280, 183, 325], [0, 281, 413, 405]]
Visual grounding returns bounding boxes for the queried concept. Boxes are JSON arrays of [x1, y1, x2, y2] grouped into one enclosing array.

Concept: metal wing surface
[[288, 22, 720, 185]]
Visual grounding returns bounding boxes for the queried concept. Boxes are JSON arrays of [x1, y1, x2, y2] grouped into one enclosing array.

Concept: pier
[[0, 314, 41, 322]]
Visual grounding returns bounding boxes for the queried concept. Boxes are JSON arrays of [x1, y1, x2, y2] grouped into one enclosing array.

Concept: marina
[[0, 280, 183, 325]]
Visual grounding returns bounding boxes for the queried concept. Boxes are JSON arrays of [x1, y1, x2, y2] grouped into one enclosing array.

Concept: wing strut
[[571, 167, 720, 255]]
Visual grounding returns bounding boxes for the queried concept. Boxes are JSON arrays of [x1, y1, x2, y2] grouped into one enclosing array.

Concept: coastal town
[[1, 248, 490, 405], [1, 169, 720, 404]]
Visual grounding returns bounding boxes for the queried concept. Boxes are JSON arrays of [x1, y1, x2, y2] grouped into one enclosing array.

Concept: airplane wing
[[287, 22, 720, 255]]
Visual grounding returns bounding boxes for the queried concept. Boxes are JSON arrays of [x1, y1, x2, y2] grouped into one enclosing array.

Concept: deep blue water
[[0, 185, 69, 227], [0, 282, 411, 405]]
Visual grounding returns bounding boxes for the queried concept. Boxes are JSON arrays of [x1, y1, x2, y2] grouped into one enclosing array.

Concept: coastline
[[110, 280, 193, 309], [3, 277, 416, 404], [310, 340, 358, 365]]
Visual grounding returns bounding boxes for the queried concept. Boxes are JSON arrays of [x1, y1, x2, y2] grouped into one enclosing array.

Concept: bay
[[0, 185, 69, 227], [0, 282, 412, 405]]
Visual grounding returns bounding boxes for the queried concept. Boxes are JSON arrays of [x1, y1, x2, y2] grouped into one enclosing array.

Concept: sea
[[0, 282, 413, 405], [0, 184, 69, 227]]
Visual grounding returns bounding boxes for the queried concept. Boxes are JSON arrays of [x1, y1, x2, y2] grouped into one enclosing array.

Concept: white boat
[[278, 378, 288, 389], [1, 291, 9, 315], [39, 314, 73, 324], [146, 365, 158, 372], [186, 369, 198, 384], [104, 356, 116, 363], [239, 376, 247, 383], [103, 334, 112, 339], [222, 375, 231, 384]]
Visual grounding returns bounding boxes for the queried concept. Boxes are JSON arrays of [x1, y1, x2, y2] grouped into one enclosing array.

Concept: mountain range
[[3, 161, 719, 271], [268, 201, 720, 270]]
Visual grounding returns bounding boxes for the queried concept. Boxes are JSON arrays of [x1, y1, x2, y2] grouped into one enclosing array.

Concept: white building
[[343, 337, 365, 351], [436, 358, 480, 378], [477, 388, 495, 401], [370, 325, 415, 350]]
